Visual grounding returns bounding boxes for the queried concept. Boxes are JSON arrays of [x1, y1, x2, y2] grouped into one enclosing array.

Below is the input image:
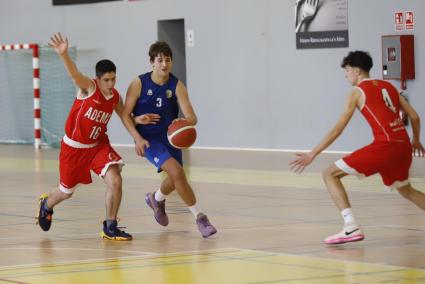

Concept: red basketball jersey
[[357, 79, 409, 142], [64, 80, 119, 144]]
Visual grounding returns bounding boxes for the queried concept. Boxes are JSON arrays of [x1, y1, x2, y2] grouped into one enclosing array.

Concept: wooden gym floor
[[0, 144, 424, 284]]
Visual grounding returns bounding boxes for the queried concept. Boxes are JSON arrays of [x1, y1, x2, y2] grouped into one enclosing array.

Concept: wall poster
[[295, 0, 349, 49]]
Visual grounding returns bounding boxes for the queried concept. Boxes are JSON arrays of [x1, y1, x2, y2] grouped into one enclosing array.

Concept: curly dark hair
[[341, 51, 373, 72]]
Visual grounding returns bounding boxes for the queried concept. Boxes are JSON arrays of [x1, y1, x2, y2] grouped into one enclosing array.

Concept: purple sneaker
[[196, 213, 217, 238], [145, 192, 169, 226]]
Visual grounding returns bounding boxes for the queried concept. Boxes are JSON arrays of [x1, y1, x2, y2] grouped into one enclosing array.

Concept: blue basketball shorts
[[143, 138, 183, 173]]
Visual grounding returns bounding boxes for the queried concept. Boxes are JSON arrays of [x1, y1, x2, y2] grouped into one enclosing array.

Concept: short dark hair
[[341, 51, 373, 72], [149, 41, 173, 62], [95, 59, 116, 78]]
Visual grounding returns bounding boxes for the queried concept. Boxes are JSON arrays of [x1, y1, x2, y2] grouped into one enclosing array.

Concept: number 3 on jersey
[[156, 98, 162, 107], [381, 88, 396, 113]]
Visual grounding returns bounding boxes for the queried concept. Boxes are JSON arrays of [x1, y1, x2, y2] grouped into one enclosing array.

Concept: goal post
[[0, 43, 76, 148]]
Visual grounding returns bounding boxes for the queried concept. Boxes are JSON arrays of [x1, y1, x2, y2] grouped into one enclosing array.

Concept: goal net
[[0, 44, 76, 148]]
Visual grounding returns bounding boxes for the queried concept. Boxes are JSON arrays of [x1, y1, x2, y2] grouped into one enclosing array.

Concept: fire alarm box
[[382, 35, 415, 81]]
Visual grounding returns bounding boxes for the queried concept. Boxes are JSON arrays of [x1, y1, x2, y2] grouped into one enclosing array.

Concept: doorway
[[157, 19, 187, 86]]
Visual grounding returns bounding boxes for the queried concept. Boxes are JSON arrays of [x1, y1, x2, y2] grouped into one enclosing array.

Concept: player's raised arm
[[48, 33, 94, 93]]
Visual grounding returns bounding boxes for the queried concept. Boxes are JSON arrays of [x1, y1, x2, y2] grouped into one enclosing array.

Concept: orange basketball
[[167, 119, 197, 149]]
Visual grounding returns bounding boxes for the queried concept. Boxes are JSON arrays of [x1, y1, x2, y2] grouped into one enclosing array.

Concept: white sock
[[154, 189, 167, 202], [188, 204, 202, 218], [341, 208, 357, 226]]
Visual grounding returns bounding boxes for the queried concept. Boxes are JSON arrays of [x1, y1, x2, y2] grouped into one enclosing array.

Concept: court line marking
[[1, 156, 424, 193], [1, 247, 422, 283], [0, 248, 240, 271], [0, 226, 215, 241], [239, 248, 425, 272], [0, 247, 156, 255], [2, 248, 376, 280], [112, 144, 352, 154], [1, 214, 424, 244], [0, 278, 29, 284]]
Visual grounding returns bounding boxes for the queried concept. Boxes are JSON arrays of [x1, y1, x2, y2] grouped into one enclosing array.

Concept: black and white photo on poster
[[53, 0, 122, 5], [295, 0, 349, 49]]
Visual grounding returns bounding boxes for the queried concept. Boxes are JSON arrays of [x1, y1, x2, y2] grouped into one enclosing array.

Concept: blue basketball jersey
[[133, 72, 179, 136]]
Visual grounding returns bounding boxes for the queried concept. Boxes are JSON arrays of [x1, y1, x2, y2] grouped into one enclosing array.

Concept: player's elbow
[[409, 113, 420, 124], [186, 115, 197, 125]]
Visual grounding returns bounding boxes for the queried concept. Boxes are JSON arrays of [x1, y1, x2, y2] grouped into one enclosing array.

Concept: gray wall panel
[[1, 0, 423, 151]]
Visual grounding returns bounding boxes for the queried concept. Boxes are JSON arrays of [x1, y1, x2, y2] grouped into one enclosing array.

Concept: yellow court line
[[0, 248, 424, 284], [0, 248, 239, 272]]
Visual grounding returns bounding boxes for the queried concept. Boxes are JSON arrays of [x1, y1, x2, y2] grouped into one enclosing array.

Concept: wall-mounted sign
[[395, 12, 404, 31], [405, 11, 414, 30], [53, 0, 121, 5], [295, 0, 349, 49]]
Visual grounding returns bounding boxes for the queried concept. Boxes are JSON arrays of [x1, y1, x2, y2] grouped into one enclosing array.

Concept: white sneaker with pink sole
[[324, 225, 365, 245]]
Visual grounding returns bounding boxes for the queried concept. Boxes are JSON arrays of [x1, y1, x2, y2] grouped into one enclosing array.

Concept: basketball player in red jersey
[[36, 33, 138, 241], [290, 51, 425, 244]]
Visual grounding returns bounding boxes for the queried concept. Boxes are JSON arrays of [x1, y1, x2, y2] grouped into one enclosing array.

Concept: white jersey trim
[[357, 79, 378, 111], [59, 183, 78, 194], [99, 160, 125, 177], [72, 80, 97, 139], [335, 159, 366, 179], [76, 79, 97, 100], [355, 86, 366, 111], [63, 135, 98, 148]]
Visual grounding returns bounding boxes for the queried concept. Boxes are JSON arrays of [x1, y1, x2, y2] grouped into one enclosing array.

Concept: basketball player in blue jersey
[[122, 41, 217, 238]]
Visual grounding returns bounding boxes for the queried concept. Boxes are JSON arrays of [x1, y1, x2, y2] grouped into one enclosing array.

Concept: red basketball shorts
[[59, 139, 124, 193], [335, 140, 412, 189]]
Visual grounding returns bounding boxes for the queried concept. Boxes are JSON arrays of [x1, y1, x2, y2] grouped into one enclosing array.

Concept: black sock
[[43, 200, 53, 213], [105, 219, 116, 228]]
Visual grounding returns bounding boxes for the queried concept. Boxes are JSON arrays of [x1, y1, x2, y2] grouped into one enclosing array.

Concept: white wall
[[1, 0, 423, 151]]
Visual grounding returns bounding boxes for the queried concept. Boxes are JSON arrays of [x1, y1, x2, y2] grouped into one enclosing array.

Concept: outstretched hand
[[412, 141, 425, 157], [289, 152, 315, 174], [134, 113, 161, 125], [48, 32, 68, 56], [134, 137, 150, 156]]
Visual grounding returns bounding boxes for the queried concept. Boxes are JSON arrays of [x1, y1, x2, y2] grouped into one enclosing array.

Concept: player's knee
[[322, 165, 335, 180], [169, 166, 186, 182], [323, 164, 345, 181], [173, 168, 186, 181], [60, 191, 73, 200], [322, 168, 330, 180], [58, 185, 74, 199]]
